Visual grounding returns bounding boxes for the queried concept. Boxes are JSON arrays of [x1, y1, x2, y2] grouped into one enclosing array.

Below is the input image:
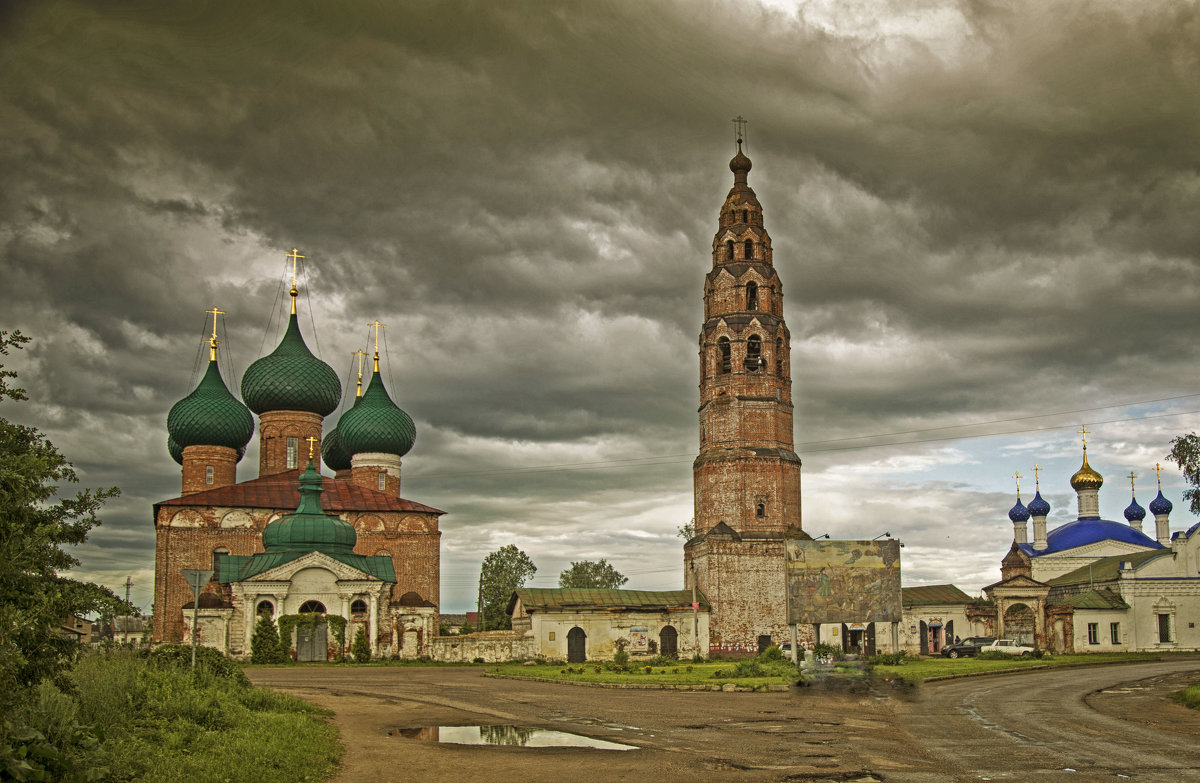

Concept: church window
[[718, 337, 731, 373], [746, 281, 758, 311], [756, 503, 765, 517], [351, 599, 368, 615], [775, 338, 783, 374], [742, 209, 748, 223], [1157, 613, 1172, 643], [205, 465, 214, 484], [1110, 622, 1120, 644], [744, 335, 763, 372], [744, 239, 753, 260], [212, 546, 229, 577], [299, 600, 326, 614], [256, 600, 274, 616], [1087, 623, 1099, 645], [378, 472, 387, 491], [286, 437, 298, 469], [725, 240, 734, 262]]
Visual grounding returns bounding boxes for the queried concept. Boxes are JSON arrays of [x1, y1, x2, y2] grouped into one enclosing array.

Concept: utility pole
[[124, 576, 133, 608], [477, 575, 484, 633]]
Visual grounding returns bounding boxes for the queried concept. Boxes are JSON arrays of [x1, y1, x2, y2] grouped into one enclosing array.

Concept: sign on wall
[[785, 539, 902, 624], [629, 627, 648, 651]]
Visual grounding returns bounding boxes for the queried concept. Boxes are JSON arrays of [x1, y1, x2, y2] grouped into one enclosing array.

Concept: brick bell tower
[[685, 130, 805, 654]]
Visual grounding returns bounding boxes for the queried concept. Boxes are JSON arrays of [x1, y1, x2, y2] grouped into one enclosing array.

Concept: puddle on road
[[390, 725, 637, 750]]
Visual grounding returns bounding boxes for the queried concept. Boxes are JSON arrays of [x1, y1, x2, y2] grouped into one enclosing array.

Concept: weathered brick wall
[[693, 454, 802, 534], [431, 631, 536, 663], [686, 537, 791, 652], [181, 445, 238, 494], [153, 500, 440, 642], [257, 410, 324, 476]]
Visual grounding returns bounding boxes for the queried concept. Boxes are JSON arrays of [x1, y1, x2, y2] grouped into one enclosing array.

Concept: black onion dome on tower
[[336, 369, 415, 458], [240, 312, 341, 415], [166, 359, 254, 455]]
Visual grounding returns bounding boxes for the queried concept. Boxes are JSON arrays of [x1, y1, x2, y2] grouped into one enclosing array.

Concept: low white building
[[508, 588, 710, 662]]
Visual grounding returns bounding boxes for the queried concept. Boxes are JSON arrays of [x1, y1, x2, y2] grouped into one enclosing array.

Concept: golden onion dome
[[1070, 450, 1104, 491]]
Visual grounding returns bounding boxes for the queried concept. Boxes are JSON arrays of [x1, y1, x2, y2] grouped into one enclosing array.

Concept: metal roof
[[156, 469, 443, 514], [1059, 588, 1130, 610], [511, 588, 709, 614], [1048, 549, 1173, 586], [901, 584, 973, 606]]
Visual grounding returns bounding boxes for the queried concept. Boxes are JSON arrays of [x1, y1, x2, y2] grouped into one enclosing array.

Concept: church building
[[684, 138, 808, 654], [983, 432, 1200, 652], [154, 273, 442, 660]]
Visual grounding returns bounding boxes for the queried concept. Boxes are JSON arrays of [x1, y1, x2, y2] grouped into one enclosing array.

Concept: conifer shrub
[[352, 627, 371, 663], [251, 614, 287, 664]]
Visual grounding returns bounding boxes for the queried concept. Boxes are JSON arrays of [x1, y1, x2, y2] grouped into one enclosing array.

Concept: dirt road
[[248, 659, 1200, 783]]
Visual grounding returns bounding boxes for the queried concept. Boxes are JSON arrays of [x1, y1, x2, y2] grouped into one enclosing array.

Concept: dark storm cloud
[[2, 0, 1198, 609]]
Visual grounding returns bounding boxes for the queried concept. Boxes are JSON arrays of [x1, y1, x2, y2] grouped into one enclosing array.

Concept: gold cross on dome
[[1032, 464, 1042, 489], [286, 248, 306, 313], [731, 115, 748, 145], [1078, 424, 1090, 446], [352, 349, 367, 397], [306, 435, 318, 460], [1155, 462, 1164, 489], [1013, 471, 1022, 495], [1128, 471, 1137, 494], [367, 320, 386, 371], [204, 306, 225, 360]]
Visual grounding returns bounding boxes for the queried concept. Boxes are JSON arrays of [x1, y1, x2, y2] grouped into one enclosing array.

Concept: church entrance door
[[297, 620, 328, 662], [660, 626, 678, 658], [567, 627, 586, 662]]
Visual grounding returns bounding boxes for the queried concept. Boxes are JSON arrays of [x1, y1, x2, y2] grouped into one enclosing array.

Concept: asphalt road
[[248, 658, 1200, 783]]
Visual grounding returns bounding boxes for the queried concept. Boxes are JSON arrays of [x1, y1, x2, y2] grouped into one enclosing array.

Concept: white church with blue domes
[[982, 434, 1200, 653]]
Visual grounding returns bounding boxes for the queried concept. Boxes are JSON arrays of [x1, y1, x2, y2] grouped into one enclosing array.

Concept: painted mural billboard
[[785, 539, 902, 624]]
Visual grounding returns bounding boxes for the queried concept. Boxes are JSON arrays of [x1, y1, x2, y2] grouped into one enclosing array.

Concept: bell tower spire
[[693, 133, 801, 536]]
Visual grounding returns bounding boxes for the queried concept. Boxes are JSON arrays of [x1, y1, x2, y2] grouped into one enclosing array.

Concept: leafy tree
[[1168, 433, 1200, 514], [250, 613, 286, 664], [676, 519, 695, 540], [558, 559, 628, 589], [0, 330, 124, 708], [352, 627, 371, 663], [478, 545, 536, 631]]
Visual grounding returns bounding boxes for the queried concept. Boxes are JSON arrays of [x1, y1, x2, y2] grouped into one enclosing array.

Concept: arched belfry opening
[[746, 281, 758, 311], [744, 335, 763, 372]]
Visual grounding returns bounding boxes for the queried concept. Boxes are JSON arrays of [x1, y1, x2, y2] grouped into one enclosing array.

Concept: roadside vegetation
[[873, 651, 1169, 684], [1172, 683, 1200, 710], [491, 644, 798, 688], [8, 645, 340, 783]]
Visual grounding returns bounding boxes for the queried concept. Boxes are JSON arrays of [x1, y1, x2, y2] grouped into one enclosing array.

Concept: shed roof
[[509, 588, 709, 615], [902, 584, 973, 606], [1048, 549, 1172, 587], [1059, 588, 1130, 610]]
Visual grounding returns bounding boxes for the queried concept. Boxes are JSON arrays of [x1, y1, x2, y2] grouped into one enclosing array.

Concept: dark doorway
[[297, 620, 328, 662], [660, 626, 678, 658], [866, 624, 877, 656], [567, 627, 586, 662], [757, 634, 772, 654], [919, 621, 929, 655]]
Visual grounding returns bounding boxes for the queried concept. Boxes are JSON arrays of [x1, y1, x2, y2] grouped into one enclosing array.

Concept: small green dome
[[321, 396, 361, 472], [262, 460, 357, 554], [336, 370, 416, 458], [167, 359, 254, 453], [240, 313, 341, 416]]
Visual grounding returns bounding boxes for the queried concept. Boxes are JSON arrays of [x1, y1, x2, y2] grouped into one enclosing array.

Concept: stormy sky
[[3, 0, 1199, 613]]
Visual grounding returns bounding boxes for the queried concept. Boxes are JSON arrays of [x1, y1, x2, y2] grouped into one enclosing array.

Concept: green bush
[[1172, 684, 1200, 710], [352, 628, 371, 663], [813, 642, 841, 660], [758, 645, 784, 662], [251, 614, 287, 664], [143, 644, 249, 686], [868, 650, 908, 666], [613, 637, 630, 668]]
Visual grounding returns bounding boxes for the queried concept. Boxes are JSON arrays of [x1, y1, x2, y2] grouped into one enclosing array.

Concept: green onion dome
[[321, 397, 359, 472], [336, 369, 416, 458], [167, 359, 254, 454], [240, 313, 341, 416], [262, 460, 357, 554]]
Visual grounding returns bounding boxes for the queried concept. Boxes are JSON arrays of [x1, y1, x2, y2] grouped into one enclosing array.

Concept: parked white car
[[980, 639, 1035, 655]]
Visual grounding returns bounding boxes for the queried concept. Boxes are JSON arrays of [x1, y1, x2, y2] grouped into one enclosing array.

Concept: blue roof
[[1186, 520, 1200, 539], [1018, 517, 1163, 556]]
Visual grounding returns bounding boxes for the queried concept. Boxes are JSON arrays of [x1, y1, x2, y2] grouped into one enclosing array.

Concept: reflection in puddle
[[391, 725, 637, 750]]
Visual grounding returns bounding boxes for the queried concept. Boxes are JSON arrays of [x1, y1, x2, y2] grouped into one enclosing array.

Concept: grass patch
[[873, 652, 1167, 684], [490, 659, 797, 688], [1172, 684, 1200, 710], [14, 647, 340, 783]]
